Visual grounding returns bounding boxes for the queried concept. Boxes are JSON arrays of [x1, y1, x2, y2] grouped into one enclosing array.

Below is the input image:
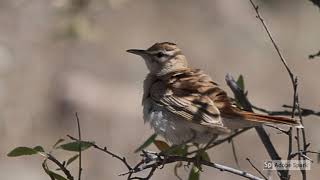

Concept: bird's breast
[[142, 98, 218, 144]]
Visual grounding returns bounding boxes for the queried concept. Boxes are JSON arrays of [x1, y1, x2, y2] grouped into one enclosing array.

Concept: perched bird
[[127, 42, 301, 145]]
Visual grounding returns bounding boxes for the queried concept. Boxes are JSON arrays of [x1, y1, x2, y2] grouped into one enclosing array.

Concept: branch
[[248, 1, 309, 179], [187, 127, 251, 155], [47, 153, 74, 180], [252, 104, 320, 117], [226, 74, 285, 179], [246, 158, 268, 180], [249, 0, 294, 81], [75, 112, 82, 180], [308, 50, 320, 59], [67, 135, 264, 180], [67, 135, 132, 171], [133, 154, 264, 180]]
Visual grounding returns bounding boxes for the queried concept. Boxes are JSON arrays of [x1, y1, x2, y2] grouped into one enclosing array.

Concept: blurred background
[[1, 0, 320, 179]]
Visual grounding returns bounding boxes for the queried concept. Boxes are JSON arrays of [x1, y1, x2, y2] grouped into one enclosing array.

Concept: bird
[[127, 42, 302, 145]]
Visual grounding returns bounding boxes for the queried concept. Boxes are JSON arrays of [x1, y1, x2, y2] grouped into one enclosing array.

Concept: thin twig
[[248, 1, 309, 179], [265, 124, 289, 135], [47, 154, 74, 180], [75, 112, 82, 180], [130, 166, 157, 180], [249, 0, 294, 79], [309, 50, 320, 59], [67, 135, 132, 171], [231, 139, 240, 168], [252, 104, 320, 117], [246, 158, 268, 180], [187, 127, 251, 155]]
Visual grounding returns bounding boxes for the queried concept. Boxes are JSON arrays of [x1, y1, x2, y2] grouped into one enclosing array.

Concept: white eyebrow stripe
[[165, 50, 176, 56], [149, 50, 175, 56]]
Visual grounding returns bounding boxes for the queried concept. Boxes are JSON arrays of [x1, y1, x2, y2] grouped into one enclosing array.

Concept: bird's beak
[[126, 49, 148, 56]]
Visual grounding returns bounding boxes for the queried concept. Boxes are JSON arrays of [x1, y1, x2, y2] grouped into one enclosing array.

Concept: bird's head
[[127, 42, 188, 76]]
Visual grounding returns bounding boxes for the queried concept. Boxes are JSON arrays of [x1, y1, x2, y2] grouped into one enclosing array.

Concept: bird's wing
[[150, 69, 232, 133]]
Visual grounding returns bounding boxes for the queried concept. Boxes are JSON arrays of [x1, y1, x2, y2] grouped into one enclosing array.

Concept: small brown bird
[[127, 42, 301, 145]]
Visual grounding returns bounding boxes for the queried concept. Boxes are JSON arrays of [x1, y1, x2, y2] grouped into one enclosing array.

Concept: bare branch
[[252, 104, 320, 117], [67, 135, 264, 180], [248, 1, 309, 179], [231, 139, 240, 168], [67, 135, 132, 171], [246, 158, 268, 180], [249, 0, 294, 81], [75, 112, 82, 180], [265, 124, 289, 135], [309, 50, 320, 59], [47, 153, 74, 180], [187, 127, 252, 155]]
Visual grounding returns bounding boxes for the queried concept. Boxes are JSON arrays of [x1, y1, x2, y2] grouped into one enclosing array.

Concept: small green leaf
[[188, 165, 200, 180], [236, 75, 245, 91], [200, 151, 211, 162], [53, 138, 65, 149], [134, 133, 157, 153], [66, 154, 79, 166], [154, 140, 170, 151], [33, 146, 45, 152], [58, 141, 93, 152], [7, 146, 45, 157], [169, 144, 188, 156]]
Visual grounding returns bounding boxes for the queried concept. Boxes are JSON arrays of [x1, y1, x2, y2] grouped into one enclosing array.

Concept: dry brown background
[[1, 0, 320, 179]]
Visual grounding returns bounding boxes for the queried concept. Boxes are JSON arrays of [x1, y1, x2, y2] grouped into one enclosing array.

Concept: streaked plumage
[[127, 42, 301, 144]]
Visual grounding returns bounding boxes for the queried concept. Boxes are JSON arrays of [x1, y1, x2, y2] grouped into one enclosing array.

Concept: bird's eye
[[156, 52, 165, 58]]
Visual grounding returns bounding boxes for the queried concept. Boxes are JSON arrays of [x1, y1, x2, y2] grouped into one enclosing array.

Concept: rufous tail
[[241, 112, 303, 128]]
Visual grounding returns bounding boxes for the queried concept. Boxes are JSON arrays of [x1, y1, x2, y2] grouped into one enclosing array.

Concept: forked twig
[[248, 1, 309, 179]]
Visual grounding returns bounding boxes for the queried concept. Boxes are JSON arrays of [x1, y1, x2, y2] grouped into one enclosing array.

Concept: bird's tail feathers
[[241, 112, 303, 128]]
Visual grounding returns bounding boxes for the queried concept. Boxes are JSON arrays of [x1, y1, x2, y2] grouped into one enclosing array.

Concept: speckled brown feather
[[148, 68, 300, 129]]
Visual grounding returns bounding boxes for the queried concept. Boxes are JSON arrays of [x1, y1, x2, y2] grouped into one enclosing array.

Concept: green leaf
[[169, 144, 188, 156], [200, 151, 211, 162], [42, 160, 68, 180], [134, 133, 157, 153], [66, 154, 79, 166], [33, 146, 45, 152], [51, 173, 68, 180], [188, 165, 200, 180], [58, 141, 94, 152], [7, 146, 45, 157], [53, 139, 65, 149], [236, 75, 245, 91], [154, 140, 170, 151]]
